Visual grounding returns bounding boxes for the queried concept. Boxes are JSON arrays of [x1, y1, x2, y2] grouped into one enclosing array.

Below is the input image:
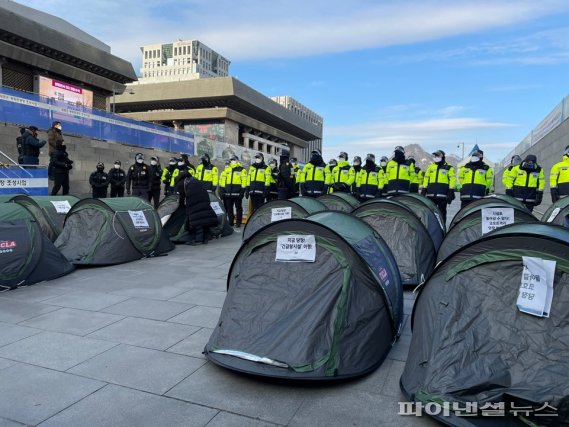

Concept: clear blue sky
[[23, 0, 569, 163]]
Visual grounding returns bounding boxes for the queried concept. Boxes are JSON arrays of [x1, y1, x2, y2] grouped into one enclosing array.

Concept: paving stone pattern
[[0, 207, 463, 426]]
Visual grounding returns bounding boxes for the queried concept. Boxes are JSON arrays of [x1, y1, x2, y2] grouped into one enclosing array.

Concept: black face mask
[[310, 154, 322, 164], [394, 151, 405, 162], [97, 167, 104, 172]]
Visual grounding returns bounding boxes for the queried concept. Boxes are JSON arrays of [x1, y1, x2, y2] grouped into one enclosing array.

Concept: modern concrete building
[[271, 96, 323, 160], [139, 40, 230, 83], [0, 0, 137, 109], [116, 77, 323, 162]]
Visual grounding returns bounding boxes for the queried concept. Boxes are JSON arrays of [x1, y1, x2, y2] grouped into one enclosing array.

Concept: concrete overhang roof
[[115, 77, 322, 142]]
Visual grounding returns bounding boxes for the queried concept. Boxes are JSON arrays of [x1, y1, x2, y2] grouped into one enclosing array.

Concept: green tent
[[30, 195, 80, 238], [0, 194, 58, 241], [449, 197, 530, 230], [0, 203, 74, 290], [542, 196, 569, 227], [317, 193, 360, 212], [205, 211, 402, 379], [242, 197, 327, 241], [55, 197, 174, 266]]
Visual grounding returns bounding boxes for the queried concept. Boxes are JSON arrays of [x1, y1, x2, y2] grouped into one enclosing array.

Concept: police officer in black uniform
[[126, 153, 151, 200], [149, 156, 162, 208], [108, 160, 126, 198], [90, 162, 109, 198]]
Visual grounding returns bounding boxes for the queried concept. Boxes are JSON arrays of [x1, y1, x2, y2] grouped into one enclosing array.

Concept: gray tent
[[401, 223, 569, 426], [31, 195, 80, 238], [352, 199, 436, 286], [242, 197, 327, 241], [542, 197, 569, 227], [205, 211, 402, 379], [0, 203, 74, 290], [0, 194, 60, 241], [391, 194, 446, 251], [437, 202, 537, 263], [449, 197, 530, 230], [55, 197, 174, 266], [317, 193, 360, 212]]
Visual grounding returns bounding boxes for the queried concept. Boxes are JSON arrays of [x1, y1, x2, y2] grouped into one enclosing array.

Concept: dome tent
[[157, 194, 233, 243], [30, 195, 80, 237], [55, 197, 174, 266], [401, 223, 569, 427], [317, 192, 360, 212], [0, 203, 74, 290], [449, 197, 530, 230], [437, 201, 537, 263], [205, 211, 402, 380], [542, 196, 569, 227], [392, 194, 445, 251], [242, 197, 327, 241], [352, 199, 436, 286], [0, 194, 59, 241]]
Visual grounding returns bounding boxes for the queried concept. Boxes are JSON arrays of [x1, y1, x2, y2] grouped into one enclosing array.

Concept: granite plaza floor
[[0, 201, 463, 427]]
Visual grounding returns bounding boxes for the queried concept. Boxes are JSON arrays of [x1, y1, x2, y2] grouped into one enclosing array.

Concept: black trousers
[[523, 202, 535, 213], [278, 188, 291, 200], [51, 173, 69, 195], [92, 187, 107, 198], [460, 199, 475, 210], [131, 188, 150, 200], [429, 198, 448, 226], [149, 188, 161, 209], [224, 197, 243, 226], [110, 185, 125, 198], [250, 194, 265, 213]]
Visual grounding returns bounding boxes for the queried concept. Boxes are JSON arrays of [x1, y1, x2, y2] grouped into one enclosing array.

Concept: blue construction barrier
[[0, 166, 48, 195], [0, 86, 195, 154]]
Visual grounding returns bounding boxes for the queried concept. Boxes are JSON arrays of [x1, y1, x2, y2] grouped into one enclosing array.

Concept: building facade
[[271, 96, 323, 159], [139, 40, 230, 83]]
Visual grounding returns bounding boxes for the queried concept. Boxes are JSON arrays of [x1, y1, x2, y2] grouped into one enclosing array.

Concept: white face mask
[[354, 161, 361, 166], [178, 162, 185, 167], [150, 160, 157, 166], [55, 125, 62, 130], [230, 160, 237, 166], [470, 156, 480, 162], [433, 157, 442, 163], [136, 158, 144, 164], [338, 157, 345, 162], [270, 163, 277, 168], [255, 158, 262, 164], [169, 162, 176, 166], [114, 164, 120, 169], [380, 161, 387, 167]]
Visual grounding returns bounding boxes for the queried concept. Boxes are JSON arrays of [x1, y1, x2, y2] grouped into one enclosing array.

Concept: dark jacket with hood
[[184, 176, 219, 229], [49, 145, 73, 175]]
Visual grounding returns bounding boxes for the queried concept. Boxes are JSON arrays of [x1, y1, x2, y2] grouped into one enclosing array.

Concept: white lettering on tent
[[546, 207, 561, 223], [481, 208, 514, 234], [271, 207, 292, 222], [128, 210, 149, 229], [50, 200, 71, 214], [276, 235, 316, 262], [516, 256, 555, 318], [210, 202, 224, 215]]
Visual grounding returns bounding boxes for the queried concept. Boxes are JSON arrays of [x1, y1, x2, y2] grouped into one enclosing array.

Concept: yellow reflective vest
[[458, 162, 493, 201], [423, 163, 456, 199], [195, 163, 219, 191], [505, 164, 545, 203], [384, 159, 416, 195], [550, 156, 569, 196]]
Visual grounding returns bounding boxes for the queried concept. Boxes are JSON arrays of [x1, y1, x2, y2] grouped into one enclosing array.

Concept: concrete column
[[242, 136, 249, 150]]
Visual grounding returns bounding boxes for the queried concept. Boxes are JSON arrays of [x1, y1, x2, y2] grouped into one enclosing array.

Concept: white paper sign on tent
[[516, 256, 555, 318], [546, 207, 561, 223], [271, 207, 292, 222], [481, 207, 514, 235], [128, 210, 150, 229], [275, 235, 316, 262], [50, 200, 72, 214], [210, 202, 224, 215]]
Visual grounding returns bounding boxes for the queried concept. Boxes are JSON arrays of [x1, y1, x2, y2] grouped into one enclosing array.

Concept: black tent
[[55, 197, 174, 266], [449, 197, 530, 230], [352, 199, 436, 286], [401, 223, 569, 426], [157, 194, 233, 243], [437, 201, 537, 263], [391, 194, 446, 250], [0, 203, 74, 290], [542, 197, 569, 227], [317, 193, 360, 212], [205, 211, 402, 379], [0, 194, 60, 241], [242, 197, 327, 241]]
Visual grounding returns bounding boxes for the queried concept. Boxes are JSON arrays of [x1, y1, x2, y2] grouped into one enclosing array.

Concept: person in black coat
[[90, 162, 109, 198], [49, 144, 73, 195], [20, 126, 46, 167], [184, 176, 219, 245], [108, 160, 126, 197]]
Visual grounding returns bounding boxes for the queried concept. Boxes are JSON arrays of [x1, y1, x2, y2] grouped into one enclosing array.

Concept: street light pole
[[457, 142, 465, 159]]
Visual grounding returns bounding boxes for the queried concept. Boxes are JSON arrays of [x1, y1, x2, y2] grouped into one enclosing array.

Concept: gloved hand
[[551, 188, 560, 203], [421, 188, 427, 196], [244, 190, 249, 199], [300, 183, 306, 196], [535, 191, 543, 206], [446, 189, 455, 203], [485, 188, 490, 195], [505, 188, 514, 197], [212, 186, 217, 193], [126, 190, 131, 196]]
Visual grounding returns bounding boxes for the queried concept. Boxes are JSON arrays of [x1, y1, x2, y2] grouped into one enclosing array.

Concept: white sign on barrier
[[128, 210, 149, 229], [481, 208, 514, 234], [276, 235, 316, 262], [271, 207, 292, 222], [517, 256, 555, 317], [50, 200, 72, 214]]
